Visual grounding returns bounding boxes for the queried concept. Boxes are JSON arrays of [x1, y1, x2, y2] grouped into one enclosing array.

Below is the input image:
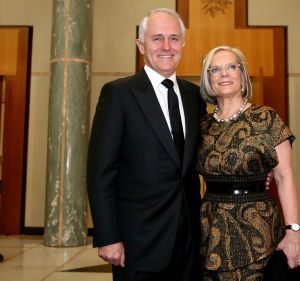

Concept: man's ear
[[136, 39, 145, 55]]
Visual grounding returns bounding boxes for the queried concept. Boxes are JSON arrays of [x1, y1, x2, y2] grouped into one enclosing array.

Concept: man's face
[[136, 12, 185, 78]]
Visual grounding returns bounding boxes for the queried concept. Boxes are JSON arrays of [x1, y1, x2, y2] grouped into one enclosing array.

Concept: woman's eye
[[211, 67, 221, 74], [228, 64, 237, 70]]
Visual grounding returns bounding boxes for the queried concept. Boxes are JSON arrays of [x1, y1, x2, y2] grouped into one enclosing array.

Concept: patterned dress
[[197, 104, 295, 277]]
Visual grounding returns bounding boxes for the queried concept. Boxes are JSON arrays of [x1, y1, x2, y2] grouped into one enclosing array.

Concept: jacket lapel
[[131, 70, 181, 169]]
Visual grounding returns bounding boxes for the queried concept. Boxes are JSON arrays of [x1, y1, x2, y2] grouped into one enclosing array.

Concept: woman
[[197, 46, 300, 280]]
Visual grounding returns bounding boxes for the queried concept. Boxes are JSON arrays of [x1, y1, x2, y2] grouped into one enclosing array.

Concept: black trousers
[[113, 215, 201, 281]]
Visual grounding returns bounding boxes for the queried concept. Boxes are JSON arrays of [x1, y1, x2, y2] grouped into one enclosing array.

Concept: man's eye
[[153, 37, 161, 41]]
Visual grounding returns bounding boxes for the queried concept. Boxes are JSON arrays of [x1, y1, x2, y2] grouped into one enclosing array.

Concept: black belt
[[206, 182, 265, 195]]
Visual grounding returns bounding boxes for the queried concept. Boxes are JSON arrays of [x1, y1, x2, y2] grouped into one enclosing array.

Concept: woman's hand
[[277, 230, 300, 268]]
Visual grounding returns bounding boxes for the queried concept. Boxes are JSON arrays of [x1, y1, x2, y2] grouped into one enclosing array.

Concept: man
[[87, 8, 206, 281]]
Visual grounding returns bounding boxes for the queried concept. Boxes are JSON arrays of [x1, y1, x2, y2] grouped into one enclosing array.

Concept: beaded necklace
[[213, 99, 248, 123]]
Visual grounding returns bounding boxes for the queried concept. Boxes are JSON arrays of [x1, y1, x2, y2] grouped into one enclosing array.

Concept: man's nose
[[162, 38, 171, 49]]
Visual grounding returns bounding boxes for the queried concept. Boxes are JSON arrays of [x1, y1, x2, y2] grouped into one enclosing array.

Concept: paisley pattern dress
[[197, 104, 295, 273]]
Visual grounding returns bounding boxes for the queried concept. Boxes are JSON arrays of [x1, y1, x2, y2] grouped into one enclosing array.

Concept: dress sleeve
[[267, 107, 295, 147]]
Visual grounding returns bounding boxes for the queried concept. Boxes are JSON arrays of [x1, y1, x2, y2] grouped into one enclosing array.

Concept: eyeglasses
[[207, 63, 241, 77]]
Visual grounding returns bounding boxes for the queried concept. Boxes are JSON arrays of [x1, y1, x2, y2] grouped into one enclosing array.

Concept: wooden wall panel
[[189, 0, 235, 29], [177, 29, 274, 76], [0, 29, 19, 75], [176, 0, 189, 28], [0, 27, 31, 234]]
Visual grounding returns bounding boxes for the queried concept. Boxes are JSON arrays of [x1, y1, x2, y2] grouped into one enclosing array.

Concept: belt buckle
[[233, 189, 249, 195]]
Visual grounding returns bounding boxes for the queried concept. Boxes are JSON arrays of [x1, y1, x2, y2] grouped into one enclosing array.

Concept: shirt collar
[[144, 65, 177, 88]]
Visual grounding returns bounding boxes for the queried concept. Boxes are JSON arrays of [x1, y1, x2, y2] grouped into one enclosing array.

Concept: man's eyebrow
[[151, 33, 180, 37]]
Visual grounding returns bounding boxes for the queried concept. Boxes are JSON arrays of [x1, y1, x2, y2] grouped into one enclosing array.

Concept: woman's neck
[[213, 97, 249, 123]]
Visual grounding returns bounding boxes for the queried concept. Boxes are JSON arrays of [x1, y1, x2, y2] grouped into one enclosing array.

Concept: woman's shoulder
[[249, 104, 277, 113], [247, 104, 281, 120]]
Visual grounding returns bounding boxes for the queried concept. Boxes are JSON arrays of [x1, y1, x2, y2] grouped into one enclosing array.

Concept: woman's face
[[208, 50, 242, 99]]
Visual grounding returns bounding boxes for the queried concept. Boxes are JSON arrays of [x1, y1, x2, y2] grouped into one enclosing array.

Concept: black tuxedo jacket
[[87, 69, 206, 271]]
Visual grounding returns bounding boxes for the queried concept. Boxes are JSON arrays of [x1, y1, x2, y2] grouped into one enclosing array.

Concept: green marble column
[[44, 0, 92, 247]]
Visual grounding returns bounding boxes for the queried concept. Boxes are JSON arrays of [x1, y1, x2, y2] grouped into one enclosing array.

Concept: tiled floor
[[0, 235, 112, 281]]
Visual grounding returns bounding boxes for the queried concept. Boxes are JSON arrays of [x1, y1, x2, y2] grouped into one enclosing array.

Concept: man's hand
[[98, 242, 125, 267], [265, 171, 274, 190]]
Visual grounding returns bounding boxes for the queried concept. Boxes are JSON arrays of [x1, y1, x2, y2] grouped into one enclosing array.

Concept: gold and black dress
[[196, 104, 295, 278]]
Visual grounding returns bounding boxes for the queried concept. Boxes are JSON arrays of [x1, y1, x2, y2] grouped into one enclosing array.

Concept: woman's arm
[[273, 139, 300, 268]]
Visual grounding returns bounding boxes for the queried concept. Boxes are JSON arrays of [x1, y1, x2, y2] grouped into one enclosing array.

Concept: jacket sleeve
[[87, 82, 124, 247]]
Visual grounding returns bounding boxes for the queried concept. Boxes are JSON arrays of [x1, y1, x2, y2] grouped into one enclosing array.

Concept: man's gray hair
[[138, 8, 186, 43]]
